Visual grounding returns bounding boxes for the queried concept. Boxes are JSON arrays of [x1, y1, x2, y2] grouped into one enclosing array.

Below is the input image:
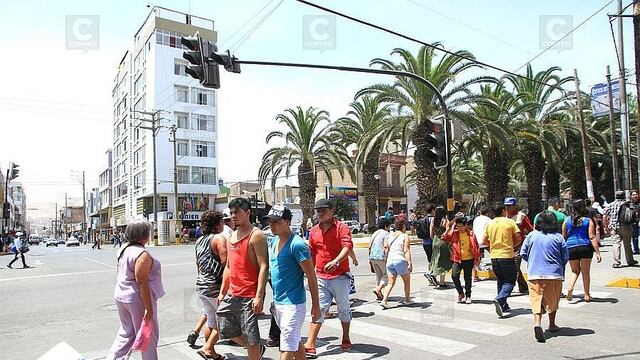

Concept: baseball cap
[[262, 204, 293, 222], [504, 197, 517, 206], [314, 198, 333, 210], [222, 208, 231, 220]]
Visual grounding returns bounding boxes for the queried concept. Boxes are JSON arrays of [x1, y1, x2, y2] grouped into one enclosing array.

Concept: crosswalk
[[82, 276, 613, 360]]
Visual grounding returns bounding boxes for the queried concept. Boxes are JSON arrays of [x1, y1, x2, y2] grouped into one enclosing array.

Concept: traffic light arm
[[231, 59, 454, 215]]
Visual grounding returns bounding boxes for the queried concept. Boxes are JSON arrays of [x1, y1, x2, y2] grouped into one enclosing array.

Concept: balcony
[[379, 185, 406, 198]]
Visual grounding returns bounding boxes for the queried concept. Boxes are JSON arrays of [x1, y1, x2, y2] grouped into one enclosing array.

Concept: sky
[[0, 0, 637, 210]]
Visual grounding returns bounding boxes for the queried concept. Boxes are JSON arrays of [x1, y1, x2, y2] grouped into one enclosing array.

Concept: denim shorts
[[317, 274, 352, 323], [387, 260, 409, 276]]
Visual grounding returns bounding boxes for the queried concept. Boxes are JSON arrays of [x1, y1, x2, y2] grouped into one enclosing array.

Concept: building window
[[177, 141, 189, 156], [134, 171, 146, 189], [176, 112, 189, 129], [134, 127, 140, 141], [192, 141, 215, 158], [135, 95, 145, 112], [174, 59, 187, 76], [175, 86, 188, 103], [192, 167, 216, 185], [192, 114, 216, 132], [391, 169, 400, 187], [177, 166, 189, 183], [134, 145, 146, 165], [191, 89, 214, 106], [134, 73, 145, 95]]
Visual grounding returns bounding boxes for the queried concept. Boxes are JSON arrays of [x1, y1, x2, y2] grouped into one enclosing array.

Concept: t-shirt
[[369, 229, 388, 261], [484, 217, 520, 259], [534, 209, 566, 228], [459, 232, 474, 261], [385, 210, 393, 220], [269, 233, 310, 305], [472, 215, 491, 248]]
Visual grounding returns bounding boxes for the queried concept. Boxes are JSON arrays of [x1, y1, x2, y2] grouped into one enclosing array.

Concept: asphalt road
[[1, 241, 639, 359]]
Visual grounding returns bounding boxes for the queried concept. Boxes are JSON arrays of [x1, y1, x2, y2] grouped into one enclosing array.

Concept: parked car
[[341, 220, 362, 234], [57, 238, 66, 245], [65, 236, 80, 247], [45, 238, 58, 247]]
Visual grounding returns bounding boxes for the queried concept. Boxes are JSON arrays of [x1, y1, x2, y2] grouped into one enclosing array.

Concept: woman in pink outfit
[[108, 220, 165, 360]]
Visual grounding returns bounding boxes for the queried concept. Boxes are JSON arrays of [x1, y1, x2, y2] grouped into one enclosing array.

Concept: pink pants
[[108, 300, 159, 360]]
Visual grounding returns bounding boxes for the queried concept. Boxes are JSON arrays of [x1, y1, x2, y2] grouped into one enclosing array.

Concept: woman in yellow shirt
[[443, 214, 481, 304]]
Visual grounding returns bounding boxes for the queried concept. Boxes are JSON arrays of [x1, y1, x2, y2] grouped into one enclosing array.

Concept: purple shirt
[[114, 244, 165, 303]]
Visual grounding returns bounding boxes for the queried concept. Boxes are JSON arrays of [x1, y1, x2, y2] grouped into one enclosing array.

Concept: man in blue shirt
[[263, 205, 320, 359]]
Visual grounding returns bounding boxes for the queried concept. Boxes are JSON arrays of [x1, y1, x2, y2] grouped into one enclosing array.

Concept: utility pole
[[607, 66, 621, 192], [169, 124, 180, 243], [82, 171, 86, 241], [617, 0, 632, 195], [633, 0, 640, 190], [64, 192, 68, 237], [573, 69, 595, 200], [136, 109, 163, 246]]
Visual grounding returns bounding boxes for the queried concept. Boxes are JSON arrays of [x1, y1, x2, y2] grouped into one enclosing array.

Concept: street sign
[[167, 212, 173, 220], [590, 81, 620, 117]]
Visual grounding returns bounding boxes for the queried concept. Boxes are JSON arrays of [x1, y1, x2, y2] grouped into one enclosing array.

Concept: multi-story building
[[111, 7, 219, 240], [10, 182, 27, 232], [97, 149, 113, 237]]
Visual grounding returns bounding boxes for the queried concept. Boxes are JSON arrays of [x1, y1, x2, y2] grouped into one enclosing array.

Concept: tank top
[[386, 232, 408, 263], [566, 217, 591, 248], [228, 228, 259, 298], [114, 243, 165, 303], [195, 234, 225, 298]]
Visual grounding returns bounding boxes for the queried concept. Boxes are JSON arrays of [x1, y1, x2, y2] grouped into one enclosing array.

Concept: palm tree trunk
[[298, 160, 316, 229], [522, 144, 544, 219], [484, 146, 510, 205], [362, 148, 380, 227], [413, 120, 440, 213], [544, 164, 561, 199]]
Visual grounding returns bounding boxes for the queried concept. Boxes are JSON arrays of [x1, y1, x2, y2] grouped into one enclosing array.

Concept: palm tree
[[258, 106, 354, 227], [358, 44, 489, 212], [503, 65, 573, 218], [335, 95, 392, 225]]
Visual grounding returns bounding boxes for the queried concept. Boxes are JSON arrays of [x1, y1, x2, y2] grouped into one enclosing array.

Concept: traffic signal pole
[[232, 59, 455, 216]]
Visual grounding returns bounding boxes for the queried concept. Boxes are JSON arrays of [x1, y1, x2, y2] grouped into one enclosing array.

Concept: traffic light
[[2, 202, 9, 220], [142, 208, 149, 219], [181, 32, 220, 89], [424, 115, 448, 169], [8, 162, 19, 180], [210, 50, 241, 74]]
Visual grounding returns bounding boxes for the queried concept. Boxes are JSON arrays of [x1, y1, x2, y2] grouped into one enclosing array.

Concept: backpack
[[415, 217, 430, 239], [617, 201, 637, 224]]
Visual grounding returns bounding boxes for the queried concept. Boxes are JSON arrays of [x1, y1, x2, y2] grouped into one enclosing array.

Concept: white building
[[111, 7, 219, 238]]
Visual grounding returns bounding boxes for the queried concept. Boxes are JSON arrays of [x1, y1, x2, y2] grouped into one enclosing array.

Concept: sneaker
[[612, 264, 621, 268], [424, 273, 436, 286], [534, 325, 546, 342], [493, 300, 503, 317], [186, 331, 198, 346], [266, 337, 279, 347], [629, 260, 639, 267], [258, 344, 266, 359], [341, 340, 352, 351], [465, 297, 472, 304]]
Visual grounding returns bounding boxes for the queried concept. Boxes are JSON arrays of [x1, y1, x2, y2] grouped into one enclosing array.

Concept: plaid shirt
[[603, 199, 625, 230]]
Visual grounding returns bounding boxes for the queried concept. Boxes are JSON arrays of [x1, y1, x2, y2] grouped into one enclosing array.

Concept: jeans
[[8, 251, 27, 268], [632, 223, 639, 253], [451, 259, 474, 297], [491, 258, 517, 309], [423, 243, 433, 272], [514, 254, 528, 292]]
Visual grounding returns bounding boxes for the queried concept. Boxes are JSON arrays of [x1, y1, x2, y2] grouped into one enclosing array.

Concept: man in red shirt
[[505, 197, 534, 294], [303, 198, 354, 357]]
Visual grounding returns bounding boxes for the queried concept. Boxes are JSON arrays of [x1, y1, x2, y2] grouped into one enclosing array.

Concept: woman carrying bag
[[381, 218, 413, 309]]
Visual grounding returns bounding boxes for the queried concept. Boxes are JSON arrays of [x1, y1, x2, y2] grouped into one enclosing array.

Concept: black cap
[[314, 198, 333, 210], [261, 204, 293, 222]]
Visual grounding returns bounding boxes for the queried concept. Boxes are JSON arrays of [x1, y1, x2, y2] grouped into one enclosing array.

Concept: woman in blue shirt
[[520, 211, 569, 342], [562, 199, 602, 302]]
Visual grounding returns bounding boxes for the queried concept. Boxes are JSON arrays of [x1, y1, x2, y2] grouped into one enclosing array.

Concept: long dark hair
[[434, 206, 446, 229], [571, 199, 587, 228]]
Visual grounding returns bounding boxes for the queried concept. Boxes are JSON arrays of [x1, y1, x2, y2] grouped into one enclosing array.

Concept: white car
[[65, 236, 80, 247], [45, 238, 58, 247], [341, 220, 362, 234]]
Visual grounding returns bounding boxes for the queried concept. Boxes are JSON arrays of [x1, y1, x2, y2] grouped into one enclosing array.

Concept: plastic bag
[[131, 318, 153, 353]]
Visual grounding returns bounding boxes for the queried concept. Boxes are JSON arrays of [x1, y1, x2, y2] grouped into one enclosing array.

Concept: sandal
[[584, 293, 592, 302], [566, 288, 573, 301], [372, 289, 383, 301], [197, 350, 226, 360]]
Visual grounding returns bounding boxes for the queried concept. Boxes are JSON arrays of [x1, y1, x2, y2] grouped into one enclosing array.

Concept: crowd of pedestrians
[[104, 189, 640, 358]]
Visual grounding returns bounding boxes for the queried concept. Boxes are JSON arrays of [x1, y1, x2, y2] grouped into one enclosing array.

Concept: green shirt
[[534, 209, 566, 228]]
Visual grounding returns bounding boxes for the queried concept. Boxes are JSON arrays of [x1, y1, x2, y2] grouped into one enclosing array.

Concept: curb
[[607, 277, 640, 288]]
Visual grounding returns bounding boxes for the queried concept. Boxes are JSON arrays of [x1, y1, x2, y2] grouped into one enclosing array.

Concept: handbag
[[369, 260, 375, 273], [131, 318, 153, 353]]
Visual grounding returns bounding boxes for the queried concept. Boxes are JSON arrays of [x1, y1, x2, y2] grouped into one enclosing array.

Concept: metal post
[[82, 171, 86, 242], [618, 0, 632, 196], [170, 124, 180, 243], [573, 69, 595, 199], [633, 1, 640, 190], [607, 65, 621, 192], [136, 110, 163, 246]]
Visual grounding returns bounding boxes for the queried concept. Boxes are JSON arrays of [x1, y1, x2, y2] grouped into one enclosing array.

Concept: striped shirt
[[195, 234, 224, 297], [603, 200, 625, 230]]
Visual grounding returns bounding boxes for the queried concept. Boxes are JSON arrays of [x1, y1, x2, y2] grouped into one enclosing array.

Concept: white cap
[[223, 208, 231, 220]]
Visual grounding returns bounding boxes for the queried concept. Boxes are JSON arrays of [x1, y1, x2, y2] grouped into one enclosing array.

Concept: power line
[[514, 0, 614, 72], [219, 0, 278, 48], [230, 0, 285, 52]]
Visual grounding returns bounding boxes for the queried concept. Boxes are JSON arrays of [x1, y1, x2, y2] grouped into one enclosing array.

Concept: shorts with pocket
[[317, 274, 352, 323], [215, 295, 260, 345]]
